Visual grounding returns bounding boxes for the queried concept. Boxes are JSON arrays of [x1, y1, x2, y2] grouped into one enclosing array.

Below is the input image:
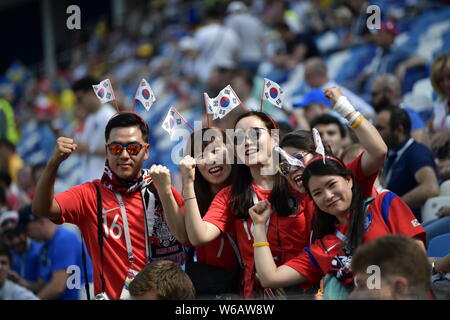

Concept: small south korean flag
[[274, 147, 305, 167], [92, 79, 115, 104], [162, 107, 188, 138], [204, 93, 218, 119], [214, 85, 240, 119], [312, 128, 326, 163], [262, 78, 284, 108], [134, 79, 156, 111]]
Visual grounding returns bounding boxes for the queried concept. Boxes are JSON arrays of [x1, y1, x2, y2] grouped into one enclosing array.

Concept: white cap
[[178, 37, 198, 51], [0, 210, 19, 233], [227, 1, 247, 14]]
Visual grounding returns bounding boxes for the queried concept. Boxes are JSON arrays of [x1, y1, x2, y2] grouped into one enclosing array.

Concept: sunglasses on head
[[233, 127, 266, 146], [106, 142, 148, 156], [278, 153, 306, 176]]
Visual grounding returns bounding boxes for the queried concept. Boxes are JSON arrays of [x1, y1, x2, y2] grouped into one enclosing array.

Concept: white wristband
[[347, 112, 361, 127], [334, 96, 355, 118]]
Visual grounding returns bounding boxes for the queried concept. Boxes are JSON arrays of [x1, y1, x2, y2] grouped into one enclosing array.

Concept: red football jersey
[[55, 181, 184, 300], [284, 191, 426, 282]]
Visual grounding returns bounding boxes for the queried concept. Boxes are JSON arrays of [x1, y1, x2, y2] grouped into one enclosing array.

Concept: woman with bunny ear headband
[[249, 154, 426, 299], [183, 111, 320, 298], [279, 87, 387, 198]]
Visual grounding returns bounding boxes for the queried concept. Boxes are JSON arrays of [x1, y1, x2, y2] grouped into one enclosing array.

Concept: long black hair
[[230, 111, 296, 219], [186, 127, 232, 217], [301, 157, 366, 253]]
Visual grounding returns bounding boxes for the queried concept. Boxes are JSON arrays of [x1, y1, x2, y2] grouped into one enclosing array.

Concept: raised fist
[[50, 137, 78, 165], [179, 155, 197, 182]]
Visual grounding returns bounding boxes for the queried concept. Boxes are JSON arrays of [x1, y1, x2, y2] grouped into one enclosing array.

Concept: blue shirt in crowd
[[38, 227, 85, 300], [10, 238, 43, 282], [382, 136, 438, 221]]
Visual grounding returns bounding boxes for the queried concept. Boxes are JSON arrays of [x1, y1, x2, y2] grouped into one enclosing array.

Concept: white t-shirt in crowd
[[78, 103, 116, 183], [194, 23, 240, 83], [225, 13, 266, 62]]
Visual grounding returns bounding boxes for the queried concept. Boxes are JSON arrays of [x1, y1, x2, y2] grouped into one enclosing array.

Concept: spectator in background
[[0, 172, 20, 212], [72, 77, 116, 183], [0, 240, 39, 300], [310, 114, 348, 158], [16, 95, 59, 166], [429, 52, 450, 179], [371, 74, 425, 143], [0, 207, 43, 294], [225, 1, 266, 75], [24, 208, 85, 300], [194, 5, 240, 85], [0, 139, 24, 186], [129, 260, 195, 300], [0, 87, 19, 145], [350, 235, 430, 300], [231, 68, 259, 111], [304, 57, 375, 118], [358, 20, 428, 98], [375, 106, 439, 221], [268, 22, 320, 84], [292, 88, 340, 129]]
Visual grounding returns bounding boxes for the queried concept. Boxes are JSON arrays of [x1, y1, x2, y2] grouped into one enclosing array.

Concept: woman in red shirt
[[249, 155, 426, 299], [179, 127, 241, 296], [184, 111, 312, 298]]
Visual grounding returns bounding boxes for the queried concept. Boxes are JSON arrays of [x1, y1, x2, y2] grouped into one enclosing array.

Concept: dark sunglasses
[[106, 142, 148, 156], [233, 128, 266, 146], [278, 153, 306, 176]]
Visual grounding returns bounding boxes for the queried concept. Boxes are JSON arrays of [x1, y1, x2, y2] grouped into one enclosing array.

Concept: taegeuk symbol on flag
[[262, 78, 284, 108], [162, 107, 190, 138], [92, 79, 115, 104], [213, 85, 240, 119], [134, 79, 156, 111]]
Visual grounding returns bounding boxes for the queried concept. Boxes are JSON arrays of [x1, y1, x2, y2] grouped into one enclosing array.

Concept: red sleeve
[[284, 247, 323, 286], [54, 182, 96, 226], [345, 151, 378, 198], [378, 191, 426, 244], [202, 186, 233, 233]]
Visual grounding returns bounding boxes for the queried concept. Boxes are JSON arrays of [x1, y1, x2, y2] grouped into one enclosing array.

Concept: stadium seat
[[428, 233, 450, 258], [440, 180, 450, 197], [422, 196, 450, 223]]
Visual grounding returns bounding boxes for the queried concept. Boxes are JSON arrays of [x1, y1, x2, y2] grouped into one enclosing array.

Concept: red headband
[[305, 155, 346, 169]]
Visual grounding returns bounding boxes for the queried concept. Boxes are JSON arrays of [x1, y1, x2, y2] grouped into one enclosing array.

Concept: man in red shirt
[[32, 112, 187, 300]]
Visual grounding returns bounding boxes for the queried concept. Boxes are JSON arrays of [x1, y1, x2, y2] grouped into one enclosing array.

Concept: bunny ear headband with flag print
[[203, 84, 247, 127], [307, 128, 346, 168], [161, 107, 194, 139], [92, 79, 120, 112], [92, 78, 157, 113]]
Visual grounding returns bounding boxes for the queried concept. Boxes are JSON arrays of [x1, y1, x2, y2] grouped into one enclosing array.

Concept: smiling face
[[106, 126, 149, 180], [234, 115, 276, 167], [282, 146, 314, 193], [308, 174, 353, 219], [195, 138, 232, 187]]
